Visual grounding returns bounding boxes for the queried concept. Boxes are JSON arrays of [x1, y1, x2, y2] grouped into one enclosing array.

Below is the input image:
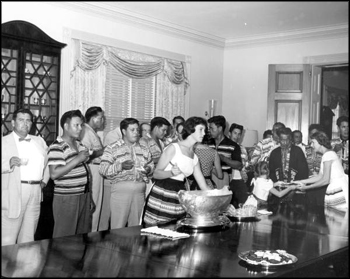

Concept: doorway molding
[[303, 53, 348, 65]]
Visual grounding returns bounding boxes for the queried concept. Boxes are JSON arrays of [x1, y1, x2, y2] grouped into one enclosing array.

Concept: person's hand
[[241, 170, 248, 182], [142, 165, 151, 174], [333, 143, 343, 153], [170, 162, 182, 176], [40, 181, 47, 189], [219, 154, 226, 163], [122, 160, 134, 170], [225, 204, 236, 216], [76, 149, 90, 164], [10, 156, 21, 169], [294, 181, 305, 186], [295, 183, 306, 192]]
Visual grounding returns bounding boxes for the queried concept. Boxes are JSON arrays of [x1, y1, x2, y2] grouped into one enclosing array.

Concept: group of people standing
[[1, 106, 348, 245]]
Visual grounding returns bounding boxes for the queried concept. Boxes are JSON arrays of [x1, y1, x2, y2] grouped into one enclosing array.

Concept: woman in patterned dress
[[191, 134, 223, 190], [295, 131, 348, 212]]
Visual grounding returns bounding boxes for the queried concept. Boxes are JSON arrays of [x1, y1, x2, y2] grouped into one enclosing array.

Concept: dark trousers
[[229, 179, 249, 208], [52, 193, 92, 238]]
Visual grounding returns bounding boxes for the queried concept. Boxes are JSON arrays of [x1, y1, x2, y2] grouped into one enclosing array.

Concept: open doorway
[[320, 64, 349, 139]]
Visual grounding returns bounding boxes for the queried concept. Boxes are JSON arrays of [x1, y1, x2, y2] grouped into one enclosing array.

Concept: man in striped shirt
[[47, 110, 92, 238], [99, 118, 154, 229], [207, 115, 242, 205], [248, 122, 285, 168]]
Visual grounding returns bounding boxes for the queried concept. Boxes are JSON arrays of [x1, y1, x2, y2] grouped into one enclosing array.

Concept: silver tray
[[239, 250, 298, 267], [176, 215, 231, 229]]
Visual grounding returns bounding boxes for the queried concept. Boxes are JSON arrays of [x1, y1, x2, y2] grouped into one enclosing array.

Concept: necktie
[[19, 137, 31, 142]]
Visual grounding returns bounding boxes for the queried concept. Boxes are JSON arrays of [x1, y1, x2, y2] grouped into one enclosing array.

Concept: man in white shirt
[[2, 108, 50, 245], [292, 130, 307, 157], [79, 106, 106, 232]]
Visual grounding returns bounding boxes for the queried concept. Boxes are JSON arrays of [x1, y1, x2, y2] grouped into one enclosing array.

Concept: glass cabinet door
[[24, 52, 59, 144], [1, 48, 18, 136], [2, 20, 66, 145]]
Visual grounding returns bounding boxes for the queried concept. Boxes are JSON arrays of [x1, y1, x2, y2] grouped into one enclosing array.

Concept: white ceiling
[[101, 1, 348, 40]]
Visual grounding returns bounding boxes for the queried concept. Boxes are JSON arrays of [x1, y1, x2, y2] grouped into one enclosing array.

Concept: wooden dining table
[[1, 198, 348, 277]]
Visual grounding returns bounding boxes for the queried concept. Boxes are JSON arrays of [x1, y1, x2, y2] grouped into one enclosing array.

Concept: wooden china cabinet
[[1, 20, 66, 146]]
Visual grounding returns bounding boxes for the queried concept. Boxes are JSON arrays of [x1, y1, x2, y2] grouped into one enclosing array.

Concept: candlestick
[[208, 99, 217, 118]]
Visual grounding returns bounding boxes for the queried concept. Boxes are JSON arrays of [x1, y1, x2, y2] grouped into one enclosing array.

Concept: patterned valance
[[72, 40, 189, 86]]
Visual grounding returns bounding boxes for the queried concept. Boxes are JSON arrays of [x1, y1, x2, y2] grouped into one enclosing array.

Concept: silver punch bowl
[[178, 187, 232, 227]]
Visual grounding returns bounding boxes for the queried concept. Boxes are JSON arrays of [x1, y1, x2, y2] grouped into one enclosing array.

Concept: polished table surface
[[1, 200, 348, 277]]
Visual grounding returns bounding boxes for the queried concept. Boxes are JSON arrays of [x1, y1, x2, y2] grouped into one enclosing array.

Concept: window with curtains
[[104, 65, 156, 133], [70, 39, 189, 137]]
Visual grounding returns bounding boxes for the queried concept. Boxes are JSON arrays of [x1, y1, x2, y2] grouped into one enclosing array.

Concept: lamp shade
[[241, 129, 258, 147]]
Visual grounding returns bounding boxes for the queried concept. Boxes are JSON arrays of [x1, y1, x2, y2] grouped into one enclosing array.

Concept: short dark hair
[[277, 127, 292, 138], [60, 110, 84, 129], [208, 115, 226, 131], [172, 115, 185, 125], [336, 115, 349, 127], [273, 122, 285, 130], [229, 123, 244, 133], [292, 130, 302, 136], [308, 123, 323, 133], [120, 118, 139, 136], [182, 117, 207, 140], [263, 129, 273, 139], [310, 131, 332, 149], [85, 106, 103, 123], [12, 108, 33, 122], [150, 117, 171, 131]]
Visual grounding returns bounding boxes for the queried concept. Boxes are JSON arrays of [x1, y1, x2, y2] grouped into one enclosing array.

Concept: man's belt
[[21, 180, 41, 185], [91, 162, 100, 165]]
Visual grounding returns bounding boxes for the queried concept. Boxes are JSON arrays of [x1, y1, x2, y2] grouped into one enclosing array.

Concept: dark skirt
[[142, 178, 186, 226]]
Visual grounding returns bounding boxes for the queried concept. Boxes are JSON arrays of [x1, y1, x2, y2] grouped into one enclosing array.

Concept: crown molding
[[49, 2, 348, 49], [225, 24, 348, 48], [49, 2, 225, 48]]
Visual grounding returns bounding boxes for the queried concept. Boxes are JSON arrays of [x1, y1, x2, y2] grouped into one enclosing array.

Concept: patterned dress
[[192, 144, 217, 189]]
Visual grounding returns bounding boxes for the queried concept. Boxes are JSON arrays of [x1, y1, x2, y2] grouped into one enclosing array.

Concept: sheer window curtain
[[70, 41, 106, 113], [70, 39, 189, 123]]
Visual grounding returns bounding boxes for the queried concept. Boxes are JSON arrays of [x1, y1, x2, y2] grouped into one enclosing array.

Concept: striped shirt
[[249, 137, 279, 167], [208, 136, 241, 173], [140, 137, 164, 172], [47, 136, 89, 196], [99, 139, 154, 184]]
